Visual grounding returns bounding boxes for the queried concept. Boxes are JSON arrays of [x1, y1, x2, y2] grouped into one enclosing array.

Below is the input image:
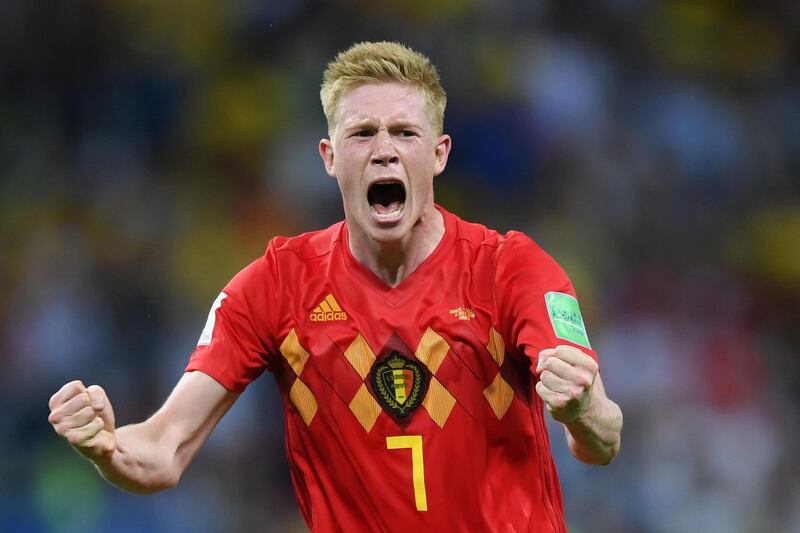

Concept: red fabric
[[186, 206, 597, 532]]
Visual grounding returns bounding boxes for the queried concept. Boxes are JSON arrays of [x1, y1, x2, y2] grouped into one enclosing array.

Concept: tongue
[[373, 201, 402, 214]]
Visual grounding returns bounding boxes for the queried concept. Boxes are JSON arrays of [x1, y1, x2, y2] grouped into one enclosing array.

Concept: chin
[[366, 222, 410, 244]]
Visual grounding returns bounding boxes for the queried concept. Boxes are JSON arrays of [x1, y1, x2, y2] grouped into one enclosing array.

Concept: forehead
[[337, 82, 427, 127]]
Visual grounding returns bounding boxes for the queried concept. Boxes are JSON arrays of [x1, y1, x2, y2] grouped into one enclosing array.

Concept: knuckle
[[87, 386, 108, 409], [74, 406, 94, 421], [86, 384, 105, 397], [77, 391, 91, 406], [53, 418, 68, 431], [82, 424, 100, 443], [68, 380, 85, 394]]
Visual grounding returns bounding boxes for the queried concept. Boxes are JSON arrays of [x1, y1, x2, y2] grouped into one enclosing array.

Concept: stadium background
[[1, 1, 798, 532]]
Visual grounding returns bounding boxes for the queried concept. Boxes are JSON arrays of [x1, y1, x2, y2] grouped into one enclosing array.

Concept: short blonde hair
[[320, 41, 447, 139]]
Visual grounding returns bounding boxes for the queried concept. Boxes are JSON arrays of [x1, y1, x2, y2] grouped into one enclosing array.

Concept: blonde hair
[[320, 41, 447, 139]]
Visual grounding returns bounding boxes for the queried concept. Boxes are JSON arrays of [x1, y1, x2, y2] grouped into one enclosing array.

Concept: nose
[[370, 129, 399, 166]]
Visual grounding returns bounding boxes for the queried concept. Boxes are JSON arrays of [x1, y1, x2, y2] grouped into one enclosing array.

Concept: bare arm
[[561, 372, 622, 464], [535, 346, 622, 465], [48, 371, 238, 494]]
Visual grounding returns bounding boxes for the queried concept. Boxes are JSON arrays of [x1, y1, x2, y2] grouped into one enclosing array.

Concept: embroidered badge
[[370, 352, 427, 417], [449, 307, 475, 321]]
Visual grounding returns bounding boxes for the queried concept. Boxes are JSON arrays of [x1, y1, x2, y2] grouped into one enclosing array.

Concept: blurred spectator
[[2, 1, 798, 531]]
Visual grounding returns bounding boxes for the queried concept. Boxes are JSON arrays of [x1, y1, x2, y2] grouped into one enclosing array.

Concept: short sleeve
[[185, 245, 279, 392], [495, 231, 597, 369]]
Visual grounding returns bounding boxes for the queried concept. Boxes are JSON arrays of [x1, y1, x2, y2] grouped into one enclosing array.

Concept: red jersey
[[187, 205, 597, 532]]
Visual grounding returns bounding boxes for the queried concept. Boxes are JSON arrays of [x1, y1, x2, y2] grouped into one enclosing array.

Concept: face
[[319, 82, 451, 244]]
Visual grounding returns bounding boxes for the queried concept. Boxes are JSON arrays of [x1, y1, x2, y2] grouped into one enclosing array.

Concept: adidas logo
[[310, 294, 348, 322]]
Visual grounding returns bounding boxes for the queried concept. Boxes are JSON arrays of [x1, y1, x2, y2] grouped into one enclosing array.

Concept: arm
[[561, 372, 622, 465], [48, 371, 238, 494], [535, 345, 622, 465]]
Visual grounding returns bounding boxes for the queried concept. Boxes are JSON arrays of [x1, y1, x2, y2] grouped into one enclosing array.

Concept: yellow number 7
[[386, 435, 428, 511]]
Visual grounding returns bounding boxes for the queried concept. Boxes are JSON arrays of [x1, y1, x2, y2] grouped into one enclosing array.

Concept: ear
[[432, 134, 452, 177], [319, 138, 336, 177]]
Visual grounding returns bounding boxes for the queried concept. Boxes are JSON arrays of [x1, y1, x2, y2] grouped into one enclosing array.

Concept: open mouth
[[367, 181, 406, 223]]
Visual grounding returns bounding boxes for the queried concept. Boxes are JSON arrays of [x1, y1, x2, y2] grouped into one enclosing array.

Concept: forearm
[[50, 373, 236, 495], [563, 390, 622, 465], [90, 373, 237, 494], [90, 421, 181, 494]]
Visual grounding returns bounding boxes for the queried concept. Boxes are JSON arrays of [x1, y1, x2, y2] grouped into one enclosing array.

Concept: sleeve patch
[[544, 291, 591, 349], [198, 292, 228, 346]]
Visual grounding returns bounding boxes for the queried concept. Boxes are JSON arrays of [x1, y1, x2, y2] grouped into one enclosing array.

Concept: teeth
[[371, 203, 404, 223]]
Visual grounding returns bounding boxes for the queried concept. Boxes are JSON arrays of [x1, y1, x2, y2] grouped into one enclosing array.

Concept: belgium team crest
[[370, 352, 427, 417]]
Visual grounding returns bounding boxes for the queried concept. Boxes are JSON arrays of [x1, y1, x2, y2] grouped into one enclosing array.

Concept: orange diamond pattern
[[483, 371, 514, 419], [416, 328, 449, 374], [349, 383, 382, 432], [343, 334, 382, 432], [280, 328, 317, 426], [416, 328, 456, 428], [484, 328, 513, 419], [289, 379, 318, 426], [487, 327, 505, 366], [280, 329, 310, 376], [344, 334, 376, 380], [422, 377, 456, 429], [285, 327, 462, 432]]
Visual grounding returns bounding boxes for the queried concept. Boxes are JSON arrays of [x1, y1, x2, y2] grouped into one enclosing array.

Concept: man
[[48, 41, 622, 532]]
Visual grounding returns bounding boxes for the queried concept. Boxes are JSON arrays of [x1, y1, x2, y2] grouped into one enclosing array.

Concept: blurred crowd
[[1, 1, 798, 532]]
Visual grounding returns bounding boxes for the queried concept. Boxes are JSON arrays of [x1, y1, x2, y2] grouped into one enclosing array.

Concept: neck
[[348, 205, 445, 288]]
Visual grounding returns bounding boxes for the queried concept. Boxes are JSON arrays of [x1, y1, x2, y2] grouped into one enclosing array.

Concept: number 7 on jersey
[[386, 435, 428, 511]]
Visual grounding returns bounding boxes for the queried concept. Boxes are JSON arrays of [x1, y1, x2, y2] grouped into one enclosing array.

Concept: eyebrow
[[343, 119, 423, 131]]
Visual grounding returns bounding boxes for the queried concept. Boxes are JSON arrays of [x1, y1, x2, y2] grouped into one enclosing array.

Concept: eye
[[353, 129, 374, 137], [398, 130, 417, 137]]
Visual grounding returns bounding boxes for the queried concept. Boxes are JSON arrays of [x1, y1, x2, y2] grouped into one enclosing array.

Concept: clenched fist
[[48, 380, 116, 461], [534, 345, 599, 424]]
